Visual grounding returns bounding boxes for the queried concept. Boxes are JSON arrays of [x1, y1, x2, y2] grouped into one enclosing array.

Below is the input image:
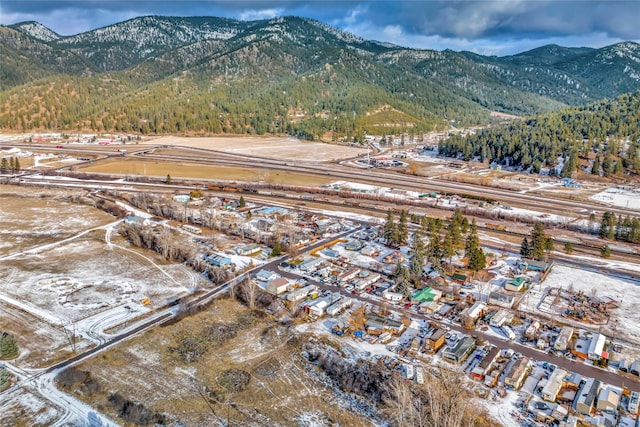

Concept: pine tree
[[13, 158, 20, 173], [564, 242, 573, 254], [397, 210, 409, 245], [383, 209, 396, 246], [591, 156, 601, 175], [239, 196, 246, 208], [530, 223, 547, 261], [166, 174, 171, 184], [9, 157, 15, 173], [600, 211, 616, 240], [442, 232, 454, 263], [409, 232, 426, 283], [468, 247, 486, 274], [270, 241, 283, 257], [520, 237, 532, 258], [600, 245, 611, 258], [0, 158, 7, 174], [464, 219, 480, 258]]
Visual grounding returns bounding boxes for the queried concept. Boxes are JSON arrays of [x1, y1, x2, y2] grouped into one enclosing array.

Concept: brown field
[[79, 158, 333, 186], [144, 135, 368, 162], [71, 298, 374, 427]]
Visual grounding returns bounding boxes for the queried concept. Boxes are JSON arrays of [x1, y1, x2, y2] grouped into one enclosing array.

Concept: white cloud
[[238, 8, 283, 21]]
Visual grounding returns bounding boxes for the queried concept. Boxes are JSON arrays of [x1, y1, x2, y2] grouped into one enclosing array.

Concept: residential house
[[124, 215, 150, 226], [520, 260, 552, 272], [255, 269, 279, 282], [488, 291, 516, 308], [451, 272, 468, 284], [287, 285, 319, 302], [541, 368, 568, 402], [338, 268, 361, 284], [576, 381, 599, 416], [321, 249, 339, 258], [423, 328, 446, 353], [326, 297, 352, 316], [298, 257, 324, 272], [266, 278, 290, 295], [412, 287, 442, 304], [206, 254, 232, 267], [460, 302, 485, 328], [505, 356, 530, 389], [344, 239, 365, 251], [365, 313, 406, 335], [383, 291, 404, 302], [236, 244, 261, 256], [361, 245, 379, 257], [382, 250, 405, 264], [554, 326, 574, 351], [442, 336, 476, 363], [596, 386, 621, 412], [471, 346, 501, 380], [525, 321, 541, 340], [587, 333, 607, 360], [305, 297, 332, 317], [489, 310, 512, 328], [353, 274, 380, 290], [505, 277, 527, 292]]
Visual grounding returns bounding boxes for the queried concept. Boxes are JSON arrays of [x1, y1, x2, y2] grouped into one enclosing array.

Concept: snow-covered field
[[591, 186, 640, 211]]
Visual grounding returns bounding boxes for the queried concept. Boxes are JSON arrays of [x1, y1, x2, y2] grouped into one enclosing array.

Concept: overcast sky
[[1, 1, 639, 56]]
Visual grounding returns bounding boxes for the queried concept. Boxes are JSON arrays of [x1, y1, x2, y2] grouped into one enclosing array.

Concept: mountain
[[1, 16, 640, 138]]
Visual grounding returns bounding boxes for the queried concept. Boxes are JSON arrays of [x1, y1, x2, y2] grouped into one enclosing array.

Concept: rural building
[[505, 277, 527, 292], [423, 328, 446, 353], [365, 313, 405, 335], [361, 245, 379, 257], [345, 239, 365, 251], [266, 278, 290, 295], [298, 257, 324, 272], [338, 268, 361, 283], [287, 285, 319, 302], [505, 356, 530, 389], [321, 249, 339, 258], [305, 297, 331, 317], [596, 386, 621, 412], [383, 291, 404, 302], [587, 333, 607, 360], [451, 272, 468, 284], [235, 244, 261, 256], [471, 346, 501, 380], [460, 302, 485, 328], [206, 254, 232, 267], [628, 391, 639, 415], [488, 291, 516, 308], [541, 368, 568, 402], [353, 273, 380, 290], [554, 326, 574, 351], [412, 287, 442, 304], [326, 297, 353, 316], [442, 336, 476, 363], [255, 269, 279, 282], [525, 321, 541, 339], [124, 215, 150, 226], [574, 378, 600, 415], [489, 310, 512, 328]]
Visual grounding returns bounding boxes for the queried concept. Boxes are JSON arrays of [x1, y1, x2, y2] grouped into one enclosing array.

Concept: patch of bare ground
[[143, 135, 368, 162], [78, 159, 332, 186], [67, 298, 375, 426], [0, 387, 62, 427]]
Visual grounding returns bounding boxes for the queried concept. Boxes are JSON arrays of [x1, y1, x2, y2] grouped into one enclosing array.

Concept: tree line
[[439, 90, 640, 176]]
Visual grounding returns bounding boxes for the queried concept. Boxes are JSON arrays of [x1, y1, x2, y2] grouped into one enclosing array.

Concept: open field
[[144, 135, 369, 161], [79, 158, 333, 185], [0, 387, 61, 427], [71, 298, 374, 427], [0, 189, 200, 369], [0, 187, 114, 256]]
